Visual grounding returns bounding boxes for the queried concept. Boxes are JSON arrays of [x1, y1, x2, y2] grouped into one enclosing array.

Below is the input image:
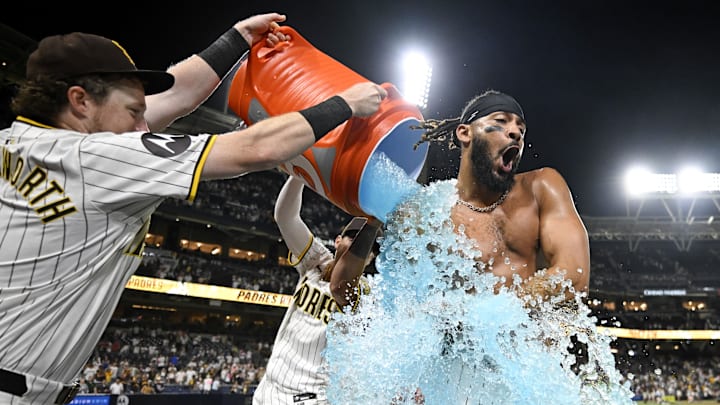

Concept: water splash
[[324, 154, 633, 404], [358, 151, 423, 223]]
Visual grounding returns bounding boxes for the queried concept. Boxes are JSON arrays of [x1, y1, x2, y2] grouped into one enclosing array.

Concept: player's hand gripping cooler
[[227, 25, 428, 222]]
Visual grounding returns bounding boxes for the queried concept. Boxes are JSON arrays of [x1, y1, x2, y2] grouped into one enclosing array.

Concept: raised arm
[[274, 176, 313, 256], [330, 218, 381, 308], [200, 81, 387, 179], [145, 13, 288, 131], [528, 167, 590, 301]]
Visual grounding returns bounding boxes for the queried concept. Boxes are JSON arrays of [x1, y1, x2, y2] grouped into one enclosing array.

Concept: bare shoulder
[[517, 168, 572, 205], [517, 167, 565, 187]]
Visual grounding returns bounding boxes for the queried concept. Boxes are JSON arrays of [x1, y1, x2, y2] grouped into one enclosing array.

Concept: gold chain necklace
[[455, 189, 509, 213]]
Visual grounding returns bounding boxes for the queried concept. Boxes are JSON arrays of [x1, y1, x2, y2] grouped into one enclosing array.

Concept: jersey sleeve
[[290, 236, 333, 277], [79, 131, 215, 210]]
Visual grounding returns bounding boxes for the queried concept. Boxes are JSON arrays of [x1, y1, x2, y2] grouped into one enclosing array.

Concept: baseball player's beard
[[89, 113, 120, 134], [470, 136, 516, 193], [89, 114, 104, 133], [89, 108, 149, 133]]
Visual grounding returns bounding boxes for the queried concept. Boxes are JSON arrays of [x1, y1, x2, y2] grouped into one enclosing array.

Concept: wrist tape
[[198, 27, 249, 78], [298, 96, 353, 141]]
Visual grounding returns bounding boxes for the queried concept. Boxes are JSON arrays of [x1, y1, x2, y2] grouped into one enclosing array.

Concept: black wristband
[[198, 27, 250, 78], [348, 224, 379, 258], [298, 96, 353, 141]]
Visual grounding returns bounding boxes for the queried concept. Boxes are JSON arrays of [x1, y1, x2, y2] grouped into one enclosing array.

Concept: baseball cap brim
[[128, 70, 175, 95], [341, 217, 368, 237]]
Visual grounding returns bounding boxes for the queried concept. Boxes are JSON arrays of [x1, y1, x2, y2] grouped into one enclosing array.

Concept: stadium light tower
[[585, 165, 720, 252], [624, 167, 720, 197], [678, 167, 720, 194], [399, 50, 432, 110], [620, 166, 720, 250], [623, 166, 676, 196]]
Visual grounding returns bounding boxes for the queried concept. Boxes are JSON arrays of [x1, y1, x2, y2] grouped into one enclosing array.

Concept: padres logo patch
[[141, 133, 191, 157]]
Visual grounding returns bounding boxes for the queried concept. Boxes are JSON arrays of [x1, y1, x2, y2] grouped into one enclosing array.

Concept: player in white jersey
[[0, 13, 387, 405], [252, 176, 381, 405]]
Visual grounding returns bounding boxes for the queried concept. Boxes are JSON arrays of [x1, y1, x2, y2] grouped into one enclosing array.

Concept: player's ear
[[67, 85, 92, 115], [334, 234, 342, 248], [455, 123, 472, 146]]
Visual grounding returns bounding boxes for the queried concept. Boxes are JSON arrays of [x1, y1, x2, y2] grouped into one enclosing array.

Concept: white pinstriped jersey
[[253, 236, 338, 405], [0, 119, 214, 394]]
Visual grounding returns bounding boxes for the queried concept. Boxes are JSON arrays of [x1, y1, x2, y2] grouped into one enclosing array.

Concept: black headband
[[461, 92, 525, 125]]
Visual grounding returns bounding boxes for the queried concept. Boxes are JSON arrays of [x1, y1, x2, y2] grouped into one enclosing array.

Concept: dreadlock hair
[[412, 89, 510, 150], [411, 116, 462, 150]]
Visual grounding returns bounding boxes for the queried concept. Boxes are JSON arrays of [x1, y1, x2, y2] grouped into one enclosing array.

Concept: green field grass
[[635, 401, 717, 405]]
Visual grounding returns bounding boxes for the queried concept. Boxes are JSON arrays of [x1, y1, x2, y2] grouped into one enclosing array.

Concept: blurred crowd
[[625, 353, 720, 402], [158, 171, 353, 241], [80, 325, 720, 402], [79, 326, 270, 395], [136, 240, 720, 298], [136, 247, 299, 295], [591, 242, 720, 292]]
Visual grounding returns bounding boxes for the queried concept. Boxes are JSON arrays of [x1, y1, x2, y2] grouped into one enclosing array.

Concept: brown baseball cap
[[340, 217, 368, 238], [26, 32, 174, 95]]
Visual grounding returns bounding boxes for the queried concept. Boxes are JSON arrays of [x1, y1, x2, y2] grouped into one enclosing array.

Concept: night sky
[[5, 0, 720, 217]]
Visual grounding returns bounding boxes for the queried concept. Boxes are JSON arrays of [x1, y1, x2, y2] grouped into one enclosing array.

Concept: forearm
[[331, 221, 380, 307], [145, 27, 250, 131], [523, 263, 589, 304], [331, 255, 368, 308], [202, 113, 314, 177], [558, 262, 590, 294], [202, 97, 352, 179], [274, 177, 314, 255], [145, 57, 224, 131], [274, 177, 304, 222]]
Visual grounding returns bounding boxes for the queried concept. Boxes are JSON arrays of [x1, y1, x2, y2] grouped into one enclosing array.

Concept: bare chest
[[451, 204, 539, 281]]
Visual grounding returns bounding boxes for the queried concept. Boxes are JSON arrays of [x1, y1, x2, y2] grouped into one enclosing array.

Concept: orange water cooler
[[227, 26, 429, 221]]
